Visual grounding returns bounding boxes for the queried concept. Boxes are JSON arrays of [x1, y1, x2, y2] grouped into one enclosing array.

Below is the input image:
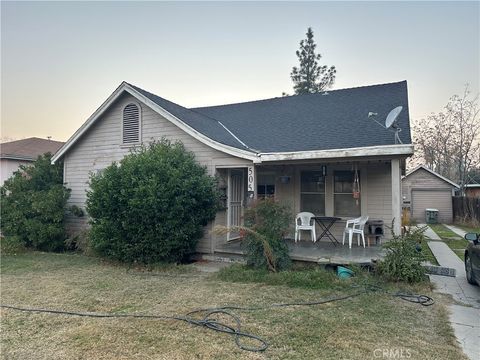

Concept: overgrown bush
[[377, 226, 427, 283], [241, 199, 292, 272], [86, 139, 219, 264], [0, 154, 70, 251], [0, 236, 27, 255]]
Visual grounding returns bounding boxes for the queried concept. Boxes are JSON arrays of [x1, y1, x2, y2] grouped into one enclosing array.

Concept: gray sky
[[1, 1, 479, 141]]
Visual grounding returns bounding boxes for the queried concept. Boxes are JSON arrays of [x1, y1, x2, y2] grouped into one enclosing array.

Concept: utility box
[[425, 209, 439, 224]]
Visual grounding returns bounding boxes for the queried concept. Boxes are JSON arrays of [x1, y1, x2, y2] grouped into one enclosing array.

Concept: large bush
[[377, 226, 427, 283], [242, 199, 292, 272], [86, 140, 219, 264], [0, 154, 70, 251]]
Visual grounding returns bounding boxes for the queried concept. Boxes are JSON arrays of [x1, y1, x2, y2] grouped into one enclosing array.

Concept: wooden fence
[[452, 196, 480, 223]]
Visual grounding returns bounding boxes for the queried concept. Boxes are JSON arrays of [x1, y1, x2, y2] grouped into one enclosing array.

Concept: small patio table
[[313, 216, 342, 246]]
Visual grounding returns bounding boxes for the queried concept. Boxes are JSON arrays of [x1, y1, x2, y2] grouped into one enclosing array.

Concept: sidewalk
[[444, 224, 467, 238], [417, 223, 441, 240], [427, 238, 480, 360]]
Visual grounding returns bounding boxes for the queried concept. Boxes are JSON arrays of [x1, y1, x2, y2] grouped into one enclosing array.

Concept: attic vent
[[122, 103, 140, 144]]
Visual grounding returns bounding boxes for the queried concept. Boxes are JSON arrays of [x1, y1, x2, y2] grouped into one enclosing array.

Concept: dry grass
[[1, 252, 467, 360]]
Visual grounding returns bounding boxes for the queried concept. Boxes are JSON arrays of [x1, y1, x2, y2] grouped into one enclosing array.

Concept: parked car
[[464, 232, 480, 285]]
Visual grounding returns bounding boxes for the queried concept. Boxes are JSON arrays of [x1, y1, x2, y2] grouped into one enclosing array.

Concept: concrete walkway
[[444, 224, 468, 238], [427, 241, 480, 360], [428, 242, 480, 307], [418, 223, 441, 240]]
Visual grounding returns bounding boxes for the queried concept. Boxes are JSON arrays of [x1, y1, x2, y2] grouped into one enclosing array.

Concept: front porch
[[215, 238, 385, 265], [205, 157, 402, 262]]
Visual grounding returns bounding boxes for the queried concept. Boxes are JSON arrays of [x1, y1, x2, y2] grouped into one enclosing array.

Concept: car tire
[[465, 254, 477, 285]]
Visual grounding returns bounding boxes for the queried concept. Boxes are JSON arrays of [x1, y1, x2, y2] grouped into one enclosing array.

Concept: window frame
[[121, 102, 142, 146], [333, 170, 361, 217], [257, 172, 276, 200], [300, 170, 326, 216]]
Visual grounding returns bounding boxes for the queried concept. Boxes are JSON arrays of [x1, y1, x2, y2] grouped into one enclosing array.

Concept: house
[[402, 165, 459, 223], [52, 80, 413, 261], [1, 137, 64, 185], [464, 184, 480, 198]]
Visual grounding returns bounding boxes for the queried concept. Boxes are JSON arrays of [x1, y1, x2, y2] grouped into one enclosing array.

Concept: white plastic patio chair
[[295, 212, 316, 243], [342, 216, 369, 249]]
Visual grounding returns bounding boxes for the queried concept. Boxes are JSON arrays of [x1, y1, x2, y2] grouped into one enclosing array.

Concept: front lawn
[[1, 252, 467, 359]]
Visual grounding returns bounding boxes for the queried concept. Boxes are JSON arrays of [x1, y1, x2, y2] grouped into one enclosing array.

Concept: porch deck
[[215, 238, 386, 265]]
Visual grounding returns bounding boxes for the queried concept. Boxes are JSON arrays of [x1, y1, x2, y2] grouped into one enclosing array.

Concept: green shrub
[[242, 199, 292, 271], [0, 154, 70, 251], [217, 263, 375, 290], [86, 139, 219, 264], [64, 229, 91, 254], [377, 226, 427, 283], [0, 236, 27, 255]]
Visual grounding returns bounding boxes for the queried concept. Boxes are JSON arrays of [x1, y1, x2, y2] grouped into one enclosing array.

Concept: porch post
[[391, 159, 402, 235], [247, 165, 257, 204]]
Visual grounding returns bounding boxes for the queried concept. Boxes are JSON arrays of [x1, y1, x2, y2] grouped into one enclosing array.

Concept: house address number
[[247, 166, 254, 192]]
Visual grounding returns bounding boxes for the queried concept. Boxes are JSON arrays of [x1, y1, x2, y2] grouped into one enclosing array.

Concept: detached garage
[[402, 165, 459, 223]]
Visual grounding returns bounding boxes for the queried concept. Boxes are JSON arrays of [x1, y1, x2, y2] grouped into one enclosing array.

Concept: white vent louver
[[123, 104, 140, 144]]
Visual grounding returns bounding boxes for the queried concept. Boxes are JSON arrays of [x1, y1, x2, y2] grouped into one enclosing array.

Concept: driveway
[[425, 225, 480, 360]]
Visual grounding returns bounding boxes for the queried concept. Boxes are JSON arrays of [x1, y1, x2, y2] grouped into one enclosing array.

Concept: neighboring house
[[52, 80, 413, 254], [402, 165, 459, 223], [0, 137, 64, 185], [464, 184, 480, 198]]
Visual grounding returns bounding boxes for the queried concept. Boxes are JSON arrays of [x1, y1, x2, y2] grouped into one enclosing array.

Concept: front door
[[228, 169, 245, 241]]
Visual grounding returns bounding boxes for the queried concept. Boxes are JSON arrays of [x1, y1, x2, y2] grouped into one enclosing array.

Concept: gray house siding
[[411, 190, 452, 223], [402, 167, 455, 223], [63, 93, 252, 253]]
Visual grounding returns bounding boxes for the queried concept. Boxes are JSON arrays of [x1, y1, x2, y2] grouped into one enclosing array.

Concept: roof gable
[[403, 165, 459, 188], [52, 82, 259, 163]]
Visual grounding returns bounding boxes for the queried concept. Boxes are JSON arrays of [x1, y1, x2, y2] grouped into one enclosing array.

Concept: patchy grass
[[455, 224, 480, 234], [216, 263, 376, 290], [429, 224, 469, 260], [1, 252, 467, 360], [453, 249, 466, 260], [429, 224, 461, 240], [420, 241, 439, 265]]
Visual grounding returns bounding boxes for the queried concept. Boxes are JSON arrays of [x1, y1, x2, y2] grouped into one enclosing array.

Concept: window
[[257, 173, 275, 199], [300, 171, 325, 215], [122, 103, 140, 144], [334, 170, 361, 217]]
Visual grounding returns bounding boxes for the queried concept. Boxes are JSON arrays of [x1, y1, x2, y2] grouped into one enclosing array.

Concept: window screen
[[334, 170, 361, 217], [300, 171, 325, 215]]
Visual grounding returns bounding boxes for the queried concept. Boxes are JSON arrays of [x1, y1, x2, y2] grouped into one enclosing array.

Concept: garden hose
[[0, 284, 434, 353]]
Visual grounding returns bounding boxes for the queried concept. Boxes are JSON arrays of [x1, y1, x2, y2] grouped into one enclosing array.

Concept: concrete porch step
[[196, 252, 246, 264]]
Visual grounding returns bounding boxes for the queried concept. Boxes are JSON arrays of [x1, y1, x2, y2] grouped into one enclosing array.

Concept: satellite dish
[[385, 106, 403, 129]]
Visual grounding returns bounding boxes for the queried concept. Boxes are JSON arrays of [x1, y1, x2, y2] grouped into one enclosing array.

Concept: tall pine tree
[[290, 27, 336, 95]]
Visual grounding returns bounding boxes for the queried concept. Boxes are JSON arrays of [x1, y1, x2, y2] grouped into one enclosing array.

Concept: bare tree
[[413, 85, 480, 193]]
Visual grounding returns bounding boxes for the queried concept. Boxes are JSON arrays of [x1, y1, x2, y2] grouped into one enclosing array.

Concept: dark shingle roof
[[128, 84, 251, 150], [130, 81, 411, 153], [0, 137, 64, 160], [193, 81, 411, 152]]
